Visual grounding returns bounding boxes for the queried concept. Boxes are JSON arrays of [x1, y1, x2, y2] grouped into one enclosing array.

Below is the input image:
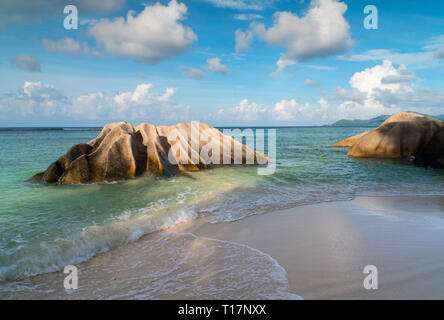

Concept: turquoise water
[[1, 127, 444, 282]]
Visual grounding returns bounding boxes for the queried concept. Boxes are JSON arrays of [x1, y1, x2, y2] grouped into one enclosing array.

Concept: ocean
[[1, 126, 444, 291]]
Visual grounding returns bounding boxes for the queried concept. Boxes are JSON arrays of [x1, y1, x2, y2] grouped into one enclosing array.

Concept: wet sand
[[175, 195, 444, 299], [3, 195, 444, 300]]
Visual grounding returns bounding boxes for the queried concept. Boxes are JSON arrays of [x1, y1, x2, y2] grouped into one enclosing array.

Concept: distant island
[[329, 113, 444, 127]]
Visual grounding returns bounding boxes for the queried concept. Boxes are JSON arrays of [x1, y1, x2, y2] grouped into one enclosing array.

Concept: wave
[[1, 232, 302, 300], [0, 206, 198, 282]]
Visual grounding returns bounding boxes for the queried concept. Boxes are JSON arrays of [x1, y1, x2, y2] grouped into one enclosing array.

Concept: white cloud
[[341, 49, 438, 68], [271, 99, 313, 120], [210, 60, 444, 124], [206, 57, 230, 74], [333, 61, 408, 118], [304, 79, 321, 87], [0, 82, 68, 117], [342, 35, 444, 68], [79, 18, 99, 26], [213, 99, 267, 121], [12, 55, 41, 72], [88, 0, 197, 63], [0, 82, 189, 123], [251, 0, 353, 73], [381, 74, 414, 84], [235, 29, 254, 52], [201, 0, 277, 10], [304, 64, 337, 71], [423, 34, 444, 51], [72, 84, 188, 121], [212, 98, 329, 123], [0, 0, 124, 26], [332, 60, 444, 119], [331, 87, 366, 104], [348, 60, 410, 94], [179, 66, 205, 79], [42, 38, 101, 57], [234, 13, 263, 21]]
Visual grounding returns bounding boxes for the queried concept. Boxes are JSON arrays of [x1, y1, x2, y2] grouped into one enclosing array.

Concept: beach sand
[[3, 195, 444, 300]]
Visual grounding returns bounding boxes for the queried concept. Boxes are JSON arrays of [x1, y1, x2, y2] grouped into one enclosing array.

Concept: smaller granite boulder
[[333, 112, 444, 159]]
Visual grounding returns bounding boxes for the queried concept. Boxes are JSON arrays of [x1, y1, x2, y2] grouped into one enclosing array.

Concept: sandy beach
[[3, 195, 444, 300]]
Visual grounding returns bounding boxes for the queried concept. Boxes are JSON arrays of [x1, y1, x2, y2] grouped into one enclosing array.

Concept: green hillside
[[330, 115, 390, 127], [330, 113, 444, 127]]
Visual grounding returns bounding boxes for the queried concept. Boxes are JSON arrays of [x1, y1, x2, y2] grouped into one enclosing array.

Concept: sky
[[0, 0, 444, 127]]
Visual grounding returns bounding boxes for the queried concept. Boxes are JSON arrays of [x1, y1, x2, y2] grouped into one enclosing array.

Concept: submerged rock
[[29, 122, 268, 185], [333, 112, 444, 159]]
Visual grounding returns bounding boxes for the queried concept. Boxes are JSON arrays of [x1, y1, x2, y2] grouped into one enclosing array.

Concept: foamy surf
[[1, 232, 302, 300], [0, 207, 199, 282], [0, 168, 254, 282]]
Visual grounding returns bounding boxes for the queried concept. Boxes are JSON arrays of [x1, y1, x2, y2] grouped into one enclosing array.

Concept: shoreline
[[2, 195, 444, 299], [174, 195, 444, 299]]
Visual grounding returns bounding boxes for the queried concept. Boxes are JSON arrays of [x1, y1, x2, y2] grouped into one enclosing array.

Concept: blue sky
[[0, 0, 444, 127]]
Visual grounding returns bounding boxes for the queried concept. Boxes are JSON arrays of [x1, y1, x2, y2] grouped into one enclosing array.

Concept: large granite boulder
[[414, 127, 444, 168], [333, 112, 444, 159], [30, 122, 268, 185], [332, 131, 368, 147]]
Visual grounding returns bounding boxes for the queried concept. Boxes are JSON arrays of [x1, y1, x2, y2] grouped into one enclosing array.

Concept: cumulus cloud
[[42, 38, 101, 57], [271, 99, 313, 120], [178, 66, 205, 79], [381, 74, 414, 84], [235, 29, 254, 52], [71, 84, 187, 121], [332, 87, 366, 104], [331, 60, 444, 119], [348, 61, 412, 93], [304, 79, 321, 87], [206, 58, 230, 74], [211, 98, 329, 123], [213, 99, 267, 121], [12, 55, 41, 72], [0, 82, 189, 123], [0, 0, 124, 26], [248, 0, 353, 73], [436, 48, 444, 59], [88, 0, 197, 63], [0, 82, 68, 117], [210, 60, 444, 124], [332, 61, 409, 118]]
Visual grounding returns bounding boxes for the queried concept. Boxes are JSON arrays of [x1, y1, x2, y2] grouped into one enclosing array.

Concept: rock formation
[[414, 127, 444, 168], [333, 112, 444, 162], [332, 131, 368, 147], [29, 122, 268, 185]]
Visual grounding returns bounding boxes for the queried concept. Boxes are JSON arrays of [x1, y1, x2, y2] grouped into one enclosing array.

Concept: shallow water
[[1, 127, 444, 284]]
